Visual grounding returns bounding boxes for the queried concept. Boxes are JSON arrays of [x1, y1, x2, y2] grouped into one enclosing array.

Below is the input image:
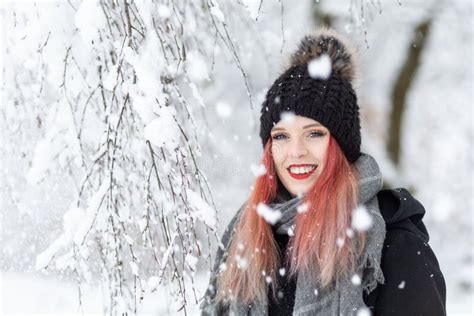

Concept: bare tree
[[3, 1, 257, 314]]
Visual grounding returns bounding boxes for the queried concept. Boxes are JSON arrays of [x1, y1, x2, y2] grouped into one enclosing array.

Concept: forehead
[[272, 115, 325, 130]]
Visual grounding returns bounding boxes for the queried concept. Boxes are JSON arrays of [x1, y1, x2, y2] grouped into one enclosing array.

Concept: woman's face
[[270, 115, 330, 197]]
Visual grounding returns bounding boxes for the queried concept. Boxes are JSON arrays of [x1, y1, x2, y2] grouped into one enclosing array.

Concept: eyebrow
[[271, 123, 323, 133]]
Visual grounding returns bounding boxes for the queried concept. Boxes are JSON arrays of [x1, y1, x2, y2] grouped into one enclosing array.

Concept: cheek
[[271, 145, 285, 165], [309, 139, 330, 161]]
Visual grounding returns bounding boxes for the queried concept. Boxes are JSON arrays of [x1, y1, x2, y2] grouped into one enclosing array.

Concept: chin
[[288, 185, 310, 197], [296, 188, 309, 196]]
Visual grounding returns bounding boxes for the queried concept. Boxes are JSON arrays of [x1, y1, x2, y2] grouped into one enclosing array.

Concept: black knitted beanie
[[259, 29, 361, 162]]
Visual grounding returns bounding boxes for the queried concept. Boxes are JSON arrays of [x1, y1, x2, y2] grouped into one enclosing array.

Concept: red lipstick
[[287, 164, 317, 180]]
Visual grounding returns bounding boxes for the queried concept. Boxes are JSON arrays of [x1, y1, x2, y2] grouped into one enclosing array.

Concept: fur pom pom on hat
[[259, 28, 361, 162], [290, 29, 357, 82]]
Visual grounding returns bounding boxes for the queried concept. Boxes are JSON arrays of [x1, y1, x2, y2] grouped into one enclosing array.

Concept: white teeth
[[289, 165, 316, 174]]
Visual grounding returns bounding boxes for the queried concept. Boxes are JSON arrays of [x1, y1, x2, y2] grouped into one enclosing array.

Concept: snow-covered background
[[1, 0, 472, 315]]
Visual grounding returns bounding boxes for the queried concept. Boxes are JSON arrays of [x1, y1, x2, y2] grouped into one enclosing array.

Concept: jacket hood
[[377, 188, 429, 242]]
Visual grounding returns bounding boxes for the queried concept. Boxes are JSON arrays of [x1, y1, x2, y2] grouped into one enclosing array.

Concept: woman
[[201, 29, 446, 315]]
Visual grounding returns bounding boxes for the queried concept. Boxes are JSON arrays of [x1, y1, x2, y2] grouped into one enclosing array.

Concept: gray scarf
[[201, 153, 386, 316]]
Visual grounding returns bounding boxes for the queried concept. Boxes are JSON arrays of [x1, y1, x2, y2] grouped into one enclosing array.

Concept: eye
[[309, 130, 326, 138], [272, 133, 288, 141]]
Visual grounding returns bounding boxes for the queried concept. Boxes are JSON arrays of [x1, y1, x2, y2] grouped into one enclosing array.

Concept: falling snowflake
[[216, 102, 233, 118], [346, 228, 355, 238], [256, 203, 282, 225], [356, 307, 371, 316], [235, 255, 248, 269], [297, 203, 309, 214], [251, 163, 267, 177], [280, 111, 296, 124], [307, 54, 331, 79], [351, 274, 361, 285], [287, 225, 295, 237], [352, 205, 373, 231], [336, 237, 345, 248], [219, 263, 227, 272]]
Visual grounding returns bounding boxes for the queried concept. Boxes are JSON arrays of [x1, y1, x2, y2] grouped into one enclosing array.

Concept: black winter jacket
[[268, 188, 446, 316]]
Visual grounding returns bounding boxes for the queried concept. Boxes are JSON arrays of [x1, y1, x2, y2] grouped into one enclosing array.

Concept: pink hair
[[216, 136, 364, 304]]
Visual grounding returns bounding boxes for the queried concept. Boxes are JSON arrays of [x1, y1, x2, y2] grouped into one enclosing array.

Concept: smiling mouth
[[287, 164, 318, 180]]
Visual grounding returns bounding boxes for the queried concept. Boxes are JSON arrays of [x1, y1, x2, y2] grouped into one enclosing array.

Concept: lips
[[287, 164, 318, 180]]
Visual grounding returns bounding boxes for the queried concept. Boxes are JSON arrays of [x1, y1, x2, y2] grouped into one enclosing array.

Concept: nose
[[288, 138, 308, 158]]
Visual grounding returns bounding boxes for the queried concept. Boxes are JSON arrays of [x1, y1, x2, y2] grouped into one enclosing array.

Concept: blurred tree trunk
[[312, 1, 334, 27], [388, 19, 432, 165]]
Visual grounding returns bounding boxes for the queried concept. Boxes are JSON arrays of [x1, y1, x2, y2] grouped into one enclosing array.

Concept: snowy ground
[[1, 271, 472, 315], [0, 271, 207, 315]]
